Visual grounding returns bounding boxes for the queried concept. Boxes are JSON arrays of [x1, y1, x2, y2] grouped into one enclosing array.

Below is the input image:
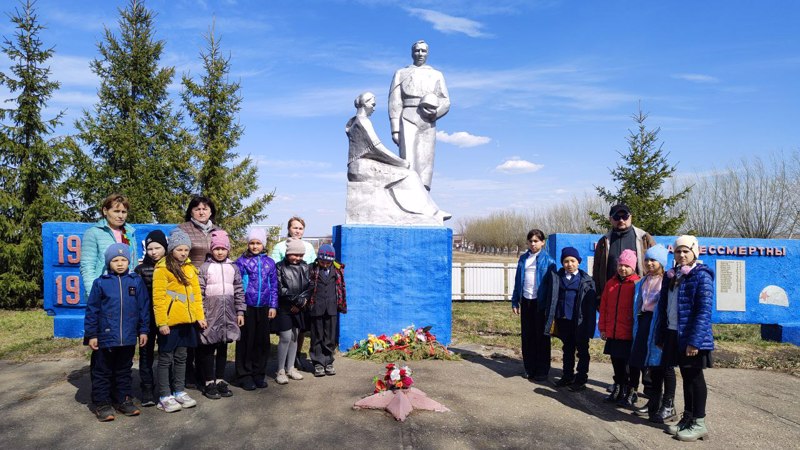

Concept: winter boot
[[667, 412, 692, 435], [615, 385, 630, 407], [603, 383, 620, 403], [617, 385, 637, 408], [677, 417, 709, 441], [655, 397, 677, 423]]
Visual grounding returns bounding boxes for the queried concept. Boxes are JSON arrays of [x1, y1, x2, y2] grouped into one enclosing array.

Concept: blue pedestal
[[332, 225, 452, 349]]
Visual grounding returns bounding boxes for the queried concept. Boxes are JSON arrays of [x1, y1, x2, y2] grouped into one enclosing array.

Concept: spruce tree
[[589, 107, 691, 235], [0, 0, 76, 308], [181, 26, 272, 238], [70, 0, 194, 223]]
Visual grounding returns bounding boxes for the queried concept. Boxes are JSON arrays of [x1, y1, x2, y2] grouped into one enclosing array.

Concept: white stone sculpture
[[389, 40, 450, 191], [345, 92, 450, 226]]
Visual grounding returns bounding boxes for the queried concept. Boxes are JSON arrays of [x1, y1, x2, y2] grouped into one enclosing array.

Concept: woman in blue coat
[[511, 229, 557, 381], [654, 235, 714, 442], [80, 194, 137, 295]]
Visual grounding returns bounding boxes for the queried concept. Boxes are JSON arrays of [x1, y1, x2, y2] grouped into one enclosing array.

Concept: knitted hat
[[609, 203, 631, 217], [105, 243, 131, 269], [285, 238, 305, 255], [210, 229, 231, 251], [247, 227, 267, 245], [144, 230, 168, 251], [560, 246, 581, 264], [674, 235, 700, 260], [318, 244, 336, 262], [618, 249, 637, 270], [168, 228, 192, 253], [645, 244, 668, 268]]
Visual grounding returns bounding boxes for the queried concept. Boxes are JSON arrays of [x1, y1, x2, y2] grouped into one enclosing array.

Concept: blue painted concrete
[[42, 222, 175, 338], [333, 224, 452, 349], [549, 233, 800, 345]]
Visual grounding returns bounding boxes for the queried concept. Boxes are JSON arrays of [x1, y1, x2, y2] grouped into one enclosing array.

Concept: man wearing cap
[[592, 204, 656, 295], [389, 40, 450, 191], [307, 244, 347, 377]]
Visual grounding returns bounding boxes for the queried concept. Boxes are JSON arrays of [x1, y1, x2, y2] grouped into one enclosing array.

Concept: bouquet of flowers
[[345, 325, 459, 361], [373, 363, 414, 393]]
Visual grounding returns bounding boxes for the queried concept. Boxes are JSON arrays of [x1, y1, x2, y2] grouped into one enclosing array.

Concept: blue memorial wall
[[43, 222, 175, 338], [549, 233, 799, 345], [333, 224, 453, 349]]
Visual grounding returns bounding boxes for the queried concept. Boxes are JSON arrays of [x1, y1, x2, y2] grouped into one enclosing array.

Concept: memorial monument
[[335, 40, 453, 348]]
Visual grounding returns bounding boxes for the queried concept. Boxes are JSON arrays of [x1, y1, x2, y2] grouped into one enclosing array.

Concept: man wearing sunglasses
[[592, 204, 656, 295]]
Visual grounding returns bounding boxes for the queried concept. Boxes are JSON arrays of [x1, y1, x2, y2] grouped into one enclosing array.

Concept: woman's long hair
[[166, 251, 191, 286]]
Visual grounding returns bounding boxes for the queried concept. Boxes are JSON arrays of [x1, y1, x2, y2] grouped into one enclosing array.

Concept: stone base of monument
[[333, 224, 452, 349]]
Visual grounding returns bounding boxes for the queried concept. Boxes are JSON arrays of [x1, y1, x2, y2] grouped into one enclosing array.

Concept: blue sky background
[[2, 0, 798, 235]]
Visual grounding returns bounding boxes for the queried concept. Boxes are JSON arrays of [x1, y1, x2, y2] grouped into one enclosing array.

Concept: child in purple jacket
[[233, 227, 278, 391]]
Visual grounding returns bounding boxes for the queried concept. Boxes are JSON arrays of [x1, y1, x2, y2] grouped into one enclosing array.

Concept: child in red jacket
[[599, 249, 640, 405]]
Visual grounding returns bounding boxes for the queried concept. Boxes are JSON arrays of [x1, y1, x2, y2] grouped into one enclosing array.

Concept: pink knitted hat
[[210, 230, 231, 251], [618, 249, 637, 270]]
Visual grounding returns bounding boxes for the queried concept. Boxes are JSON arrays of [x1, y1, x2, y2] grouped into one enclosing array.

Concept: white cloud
[[495, 158, 544, 174], [50, 55, 98, 88], [672, 73, 719, 83], [405, 8, 490, 38], [436, 130, 491, 147]]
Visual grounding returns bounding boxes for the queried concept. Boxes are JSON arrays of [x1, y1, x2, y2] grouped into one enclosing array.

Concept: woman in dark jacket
[[654, 235, 714, 442]]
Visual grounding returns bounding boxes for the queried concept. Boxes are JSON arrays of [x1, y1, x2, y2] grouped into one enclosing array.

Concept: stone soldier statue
[[389, 40, 450, 191]]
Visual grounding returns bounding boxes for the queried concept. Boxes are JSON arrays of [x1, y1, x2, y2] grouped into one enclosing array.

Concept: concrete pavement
[[0, 347, 798, 449]]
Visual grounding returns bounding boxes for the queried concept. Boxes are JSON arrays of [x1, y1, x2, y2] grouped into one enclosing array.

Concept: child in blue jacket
[[84, 243, 150, 422]]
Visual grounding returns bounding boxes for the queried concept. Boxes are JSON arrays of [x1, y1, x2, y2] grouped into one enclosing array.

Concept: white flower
[[401, 366, 412, 376], [390, 368, 401, 381]]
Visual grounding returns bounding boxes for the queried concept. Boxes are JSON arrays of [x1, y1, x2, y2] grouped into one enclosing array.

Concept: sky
[[1, 0, 799, 236]]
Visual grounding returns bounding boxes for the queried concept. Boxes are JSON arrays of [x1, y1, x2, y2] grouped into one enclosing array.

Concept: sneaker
[[113, 396, 141, 416], [95, 403, 115, 422], [287, 368, 304, 380], [240, 377, 256, 391], [173, 391, 197, 408], [276, 370, 289, 385], [325, 364, 336, 376], [217, 381, 233, 397], [314, 364, 325, 377], [140, 385, 156, 407], [254, 378, 268, 389], [157, 395, 182, 413], [203, 383, 221, 400]]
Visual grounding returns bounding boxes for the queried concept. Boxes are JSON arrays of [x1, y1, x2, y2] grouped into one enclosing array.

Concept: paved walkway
[[0, 346, 798, 449]]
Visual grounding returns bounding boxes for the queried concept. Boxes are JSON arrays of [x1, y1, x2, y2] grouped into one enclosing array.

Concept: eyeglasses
[[612, 213, 630, 221]]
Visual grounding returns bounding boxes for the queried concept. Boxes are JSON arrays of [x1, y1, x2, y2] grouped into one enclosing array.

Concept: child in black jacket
[[308, 244, 347, 377], [133, 230, 168, 406], [543, 247, 597, 392], [273, 238, 311, 385]]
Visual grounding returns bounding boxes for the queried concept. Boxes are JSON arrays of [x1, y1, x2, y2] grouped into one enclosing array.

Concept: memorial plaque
[[716, 259, 746, 311]]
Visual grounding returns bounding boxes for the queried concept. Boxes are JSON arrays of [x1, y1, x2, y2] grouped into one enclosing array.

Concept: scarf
[[191, 217, 214, 235]]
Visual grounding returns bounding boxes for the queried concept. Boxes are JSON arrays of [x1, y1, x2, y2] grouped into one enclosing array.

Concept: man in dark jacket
[[592, 204, 656, 295]]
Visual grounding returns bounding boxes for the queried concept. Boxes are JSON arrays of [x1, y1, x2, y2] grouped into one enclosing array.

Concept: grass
[[453, 251, 517, 264], [2, 306, 799, 376], [0, 310, 84, 361]]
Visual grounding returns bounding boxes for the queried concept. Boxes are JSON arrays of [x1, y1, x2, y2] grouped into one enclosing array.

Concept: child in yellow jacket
[[153, 229, 206, 412]]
